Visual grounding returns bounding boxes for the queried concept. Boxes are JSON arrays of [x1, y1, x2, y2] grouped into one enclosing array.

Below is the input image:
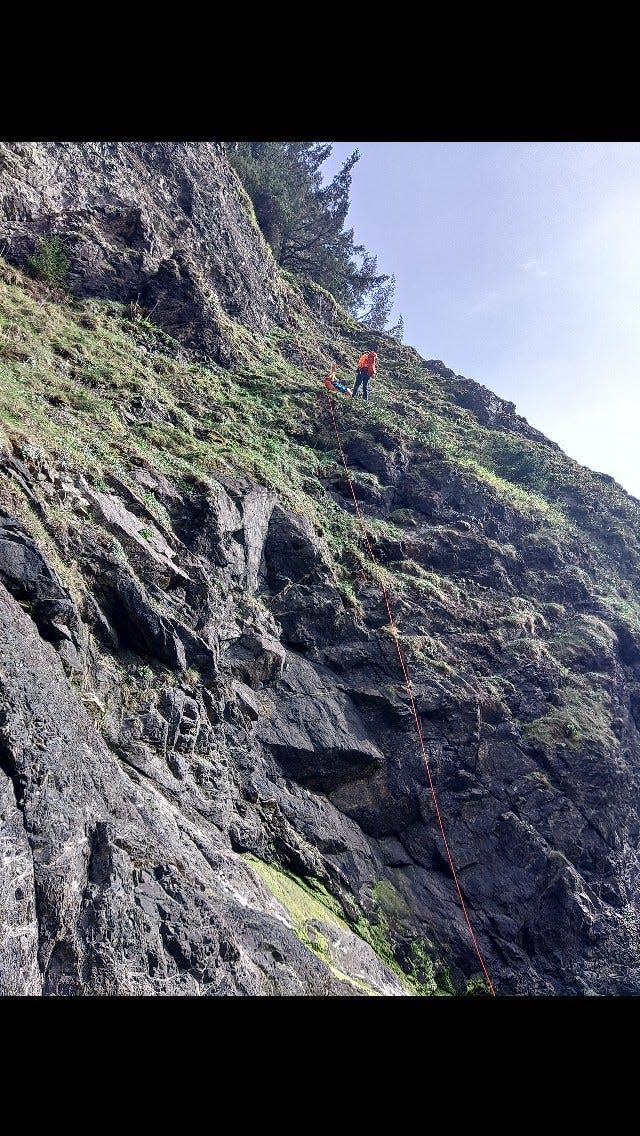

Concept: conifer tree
[[225, 142, 403, 339]]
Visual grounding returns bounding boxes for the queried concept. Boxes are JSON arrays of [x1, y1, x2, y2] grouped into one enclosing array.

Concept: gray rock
[[0, 142, 290, 360], [2, 141, 640, 998]]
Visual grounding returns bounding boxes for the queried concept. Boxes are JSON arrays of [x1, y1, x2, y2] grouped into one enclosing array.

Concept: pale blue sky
[[321, 141, 640, 501]]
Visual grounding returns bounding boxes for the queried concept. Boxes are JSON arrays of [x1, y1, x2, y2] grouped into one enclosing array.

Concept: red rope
[[323, 387, 497, 997]]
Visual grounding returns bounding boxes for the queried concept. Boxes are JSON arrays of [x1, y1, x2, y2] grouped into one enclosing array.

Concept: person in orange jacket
[[352, 350, 378, 401]]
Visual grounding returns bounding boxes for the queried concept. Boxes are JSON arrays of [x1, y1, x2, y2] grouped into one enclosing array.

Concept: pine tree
[[225, 142, 399, 335]]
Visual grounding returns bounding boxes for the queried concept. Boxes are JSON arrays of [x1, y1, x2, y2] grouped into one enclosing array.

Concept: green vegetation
[[4, 242, 640, 641], [3, 250, 640, 964], [364, 878, 455, 996], [4, 151, 640, 998], [465, 975, 492, 996], [463, 459, 568, 525], [551, 613, 617, 670], [486, 433, 550, 491], [27, 235, 70, 288], [524, 682, 616, 751], [243, 854, 383, 994], [4, 249, 640, 643], [243, 855, 454, 996], [6, 134, 640, 1002], [225, 142, 403, 337]]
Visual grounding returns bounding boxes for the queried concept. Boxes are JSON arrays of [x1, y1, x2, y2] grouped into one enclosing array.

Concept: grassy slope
[[5, 257, 640, 992], [2, 258, 640, 755]]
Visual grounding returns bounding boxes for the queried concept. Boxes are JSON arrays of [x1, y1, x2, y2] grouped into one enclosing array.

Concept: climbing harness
[[321, 376, 497, 998], [324, 375, 352, 397], [324, 362, 352, 397]]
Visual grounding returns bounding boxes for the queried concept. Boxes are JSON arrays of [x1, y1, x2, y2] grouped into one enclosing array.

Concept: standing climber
[[352, 350, 378, 401]]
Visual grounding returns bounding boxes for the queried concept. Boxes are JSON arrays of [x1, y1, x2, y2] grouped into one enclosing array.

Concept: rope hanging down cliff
[[320, 364, 497, 997]]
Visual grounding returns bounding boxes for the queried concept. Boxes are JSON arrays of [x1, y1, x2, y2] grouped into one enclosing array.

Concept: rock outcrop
[[0, 141, 289, 361], [1, 142, 640, 997]]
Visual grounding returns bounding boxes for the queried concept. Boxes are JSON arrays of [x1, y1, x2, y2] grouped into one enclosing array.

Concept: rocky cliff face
[[0, 141, 294, 362], [1, 142, 640, 997]]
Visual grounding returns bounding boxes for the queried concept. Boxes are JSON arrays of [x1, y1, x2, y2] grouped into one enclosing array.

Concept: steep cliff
[[1, 141, 640, 996]]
